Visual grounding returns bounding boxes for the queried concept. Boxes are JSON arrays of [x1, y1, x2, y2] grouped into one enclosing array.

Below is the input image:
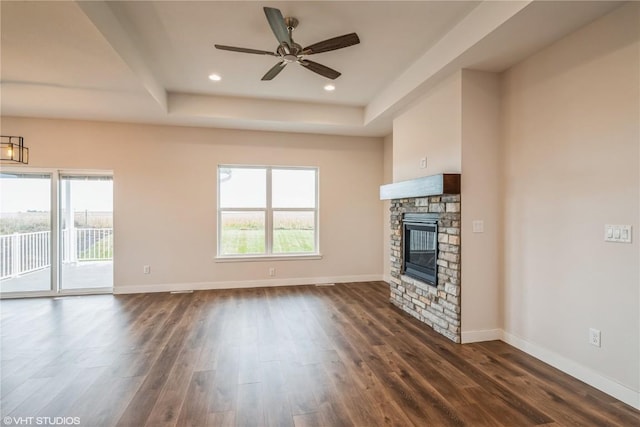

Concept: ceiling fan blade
[[263, 7, 292, 47], [262, 62, 287, 81], [302, 33, 360, 55], [299, 60, 341, 80], [214, 45, 277, 56]]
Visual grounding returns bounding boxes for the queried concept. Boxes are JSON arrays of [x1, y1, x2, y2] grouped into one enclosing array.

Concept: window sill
[[215, 254, 323, 263]]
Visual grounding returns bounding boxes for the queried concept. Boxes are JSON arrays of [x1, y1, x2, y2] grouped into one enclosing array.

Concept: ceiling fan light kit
[[214, 7, 360, 81]]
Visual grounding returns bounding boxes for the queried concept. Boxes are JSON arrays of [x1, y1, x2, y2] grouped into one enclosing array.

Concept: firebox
[[402, 213, 438, 286]]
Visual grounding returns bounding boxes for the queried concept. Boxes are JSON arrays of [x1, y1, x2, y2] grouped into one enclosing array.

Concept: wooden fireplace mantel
[[379, 173, 460, 200]]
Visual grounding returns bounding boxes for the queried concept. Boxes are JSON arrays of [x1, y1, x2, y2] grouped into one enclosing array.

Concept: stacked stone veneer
[[389, 194, 461, 343]]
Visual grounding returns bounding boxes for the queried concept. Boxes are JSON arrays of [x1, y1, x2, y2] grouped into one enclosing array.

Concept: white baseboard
[[461, 328, 503, 343], [502, 330, 640, 410], [113, 274, 383, 295], [382, 274, 391, 284]]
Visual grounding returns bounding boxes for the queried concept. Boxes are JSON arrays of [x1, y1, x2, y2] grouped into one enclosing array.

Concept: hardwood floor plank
[[235, 382, 264, 427], [292, 411, 323, 427], [206, 349, 238, 413], [176, 369, 217, 427], [282, 362, 319, 416], [304, 361, 358, 427], [144, 345, 202, 427], [6, 365, 84, 419], [0, 282, 637, 427], [260, 360, 294, 427], [70, 375, 146, 427], [207, 410, 235, 427], [35, 367, 108, 419], [0, 377, 50, 416]]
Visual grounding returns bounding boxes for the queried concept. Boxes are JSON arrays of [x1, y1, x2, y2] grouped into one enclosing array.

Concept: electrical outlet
[[143, 265, 151, 274], [269, 267, 276, 277], [472, 220, 484, 233], [589, 328, 601, 347]]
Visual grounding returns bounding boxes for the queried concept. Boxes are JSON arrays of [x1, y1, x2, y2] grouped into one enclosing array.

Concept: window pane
[[0, 174, 52, 293], [272, 169, 316, 208], [273, 211, 315, 254], [220, 211, 265, 255], [60, 176, 113, 290], [219, 167, 266, 208]]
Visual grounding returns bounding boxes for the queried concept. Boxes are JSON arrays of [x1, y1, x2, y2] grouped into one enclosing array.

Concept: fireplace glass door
[[403, 214, 438, 285]]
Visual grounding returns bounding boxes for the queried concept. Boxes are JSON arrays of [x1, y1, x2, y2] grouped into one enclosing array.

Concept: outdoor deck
[[0, 261, 112, 293]]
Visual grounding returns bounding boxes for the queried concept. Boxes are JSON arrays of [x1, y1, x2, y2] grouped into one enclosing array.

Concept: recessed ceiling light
[[324, 84, 335, 92], [208, 73, 222, 81]]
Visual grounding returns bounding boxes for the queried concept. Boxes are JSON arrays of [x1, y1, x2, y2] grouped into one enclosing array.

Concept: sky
[[0, 177, 113, 213], [1, 168, 313, 213], [219, 167, 316, 208]]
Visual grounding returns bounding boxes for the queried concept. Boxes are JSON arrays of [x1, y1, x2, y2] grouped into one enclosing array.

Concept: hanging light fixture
[[0, 136, 29, 164]]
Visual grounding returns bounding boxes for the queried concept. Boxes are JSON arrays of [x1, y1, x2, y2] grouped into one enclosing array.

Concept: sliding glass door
[[60, 175, 113, 291], [0, 173, 53, 294], [0, 170, 113, 297]]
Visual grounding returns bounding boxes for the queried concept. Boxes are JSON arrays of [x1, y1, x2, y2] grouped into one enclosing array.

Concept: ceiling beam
[[364, 0, 532, 126], [75, 1, 167, 112]]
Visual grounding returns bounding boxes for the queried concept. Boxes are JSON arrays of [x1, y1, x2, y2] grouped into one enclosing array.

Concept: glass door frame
[[0, 167, 113, 299], [58, 170, 114, 295]]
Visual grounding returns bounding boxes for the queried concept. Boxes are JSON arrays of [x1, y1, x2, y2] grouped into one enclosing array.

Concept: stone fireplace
[[381, 174, 461, 343]]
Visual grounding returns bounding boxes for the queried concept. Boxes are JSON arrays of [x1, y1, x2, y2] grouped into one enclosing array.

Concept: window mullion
[[219, 207, 266, 212], [51, 172, 59, 294], [266, 167, 273, 255]]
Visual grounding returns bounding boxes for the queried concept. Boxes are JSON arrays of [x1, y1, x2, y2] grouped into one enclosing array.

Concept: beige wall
[[392, 72, 462, 182], [460, 70, 502, 340], [501, 2, 639, 396], [1, 117, 385, 292]]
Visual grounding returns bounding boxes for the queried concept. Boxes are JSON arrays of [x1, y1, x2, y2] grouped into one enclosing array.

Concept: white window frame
[[216, 165, 321, 261]]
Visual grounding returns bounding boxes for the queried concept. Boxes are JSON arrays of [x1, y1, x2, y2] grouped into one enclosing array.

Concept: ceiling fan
[[214, 7, 360, 81]]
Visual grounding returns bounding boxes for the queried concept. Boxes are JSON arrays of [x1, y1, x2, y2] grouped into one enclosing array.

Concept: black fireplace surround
[[402, 213, 439, 286]]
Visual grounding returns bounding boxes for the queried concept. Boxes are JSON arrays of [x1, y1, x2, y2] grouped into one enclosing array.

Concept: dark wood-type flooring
[[1, 282, 638, 426]]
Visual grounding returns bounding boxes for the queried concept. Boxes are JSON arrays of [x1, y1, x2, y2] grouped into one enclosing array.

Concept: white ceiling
[[0, 1, 624, 137]]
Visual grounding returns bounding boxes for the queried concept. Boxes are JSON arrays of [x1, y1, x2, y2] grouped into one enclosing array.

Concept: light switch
[[472, 220, 484, 233], [605, 224, 632, 243]]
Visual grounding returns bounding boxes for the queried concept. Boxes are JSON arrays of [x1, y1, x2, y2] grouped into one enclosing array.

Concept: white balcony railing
[[0, 228, 113, 280]]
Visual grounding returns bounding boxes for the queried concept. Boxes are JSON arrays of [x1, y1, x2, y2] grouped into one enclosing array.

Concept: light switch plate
[[605, 225, 632, 243], [472, 220, 484, 233]]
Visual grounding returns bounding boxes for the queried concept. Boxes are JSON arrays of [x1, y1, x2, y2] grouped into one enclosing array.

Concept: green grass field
[[221, 229, 314, 255], [220, 211, 315, 255]]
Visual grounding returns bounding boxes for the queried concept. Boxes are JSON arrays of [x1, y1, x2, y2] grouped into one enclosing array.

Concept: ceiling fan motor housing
[[284, 17, 299, 30]]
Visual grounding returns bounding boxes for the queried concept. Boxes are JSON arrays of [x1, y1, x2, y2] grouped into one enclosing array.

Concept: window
[[217, 166, 318, 258]]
